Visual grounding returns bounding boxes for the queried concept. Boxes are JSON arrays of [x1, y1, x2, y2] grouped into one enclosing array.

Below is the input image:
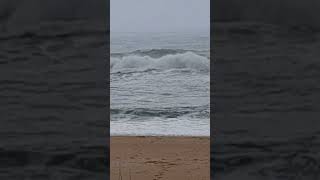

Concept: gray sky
[[111, 0, 209, 32]]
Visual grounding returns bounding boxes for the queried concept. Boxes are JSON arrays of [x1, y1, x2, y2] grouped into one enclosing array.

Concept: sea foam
[[111, 51, 209, 73]]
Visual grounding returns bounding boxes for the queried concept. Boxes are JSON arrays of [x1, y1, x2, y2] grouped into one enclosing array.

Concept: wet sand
[[111, 136, 210, 180]]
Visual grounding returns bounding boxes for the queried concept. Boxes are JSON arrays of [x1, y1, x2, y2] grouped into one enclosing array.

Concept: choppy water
[[111, 32, 210, 136]]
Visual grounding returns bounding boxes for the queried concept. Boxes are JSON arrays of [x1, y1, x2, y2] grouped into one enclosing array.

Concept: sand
[[111, 136, 210, 180]]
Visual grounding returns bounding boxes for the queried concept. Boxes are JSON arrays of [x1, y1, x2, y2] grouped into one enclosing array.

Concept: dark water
[[0, 22, 108, 179], [212, 22, 320, 179]]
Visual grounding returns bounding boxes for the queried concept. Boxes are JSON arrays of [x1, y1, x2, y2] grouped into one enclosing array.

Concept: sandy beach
[[111, 136, 210, 180]]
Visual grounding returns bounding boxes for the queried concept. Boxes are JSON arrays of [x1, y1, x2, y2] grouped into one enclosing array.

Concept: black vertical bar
[[0, 0, 110, 179], [106, 0, 111, 179], [210, 0, 214, 179]]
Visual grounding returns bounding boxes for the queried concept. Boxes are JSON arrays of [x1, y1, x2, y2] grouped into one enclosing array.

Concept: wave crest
[[111, 51, 209, 73], [111, 48, 209, 58]]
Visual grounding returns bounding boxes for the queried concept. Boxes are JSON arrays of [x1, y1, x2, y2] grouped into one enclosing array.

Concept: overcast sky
[[111, 0, 209, 32]]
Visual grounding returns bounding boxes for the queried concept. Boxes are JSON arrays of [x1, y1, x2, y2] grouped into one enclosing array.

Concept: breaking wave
[[111, 48, 209, 58], [111, 51, 209, 73]]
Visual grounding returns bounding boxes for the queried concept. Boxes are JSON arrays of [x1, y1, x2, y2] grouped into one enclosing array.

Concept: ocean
[[110, 31, 210, 136]]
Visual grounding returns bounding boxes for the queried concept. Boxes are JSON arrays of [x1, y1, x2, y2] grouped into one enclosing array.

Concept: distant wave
[[213, 0, 320, 30], [111, 51, 209, 73], [112, 49, 209, 58]]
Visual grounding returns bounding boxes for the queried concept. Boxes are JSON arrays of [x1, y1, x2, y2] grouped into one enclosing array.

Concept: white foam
[[111, 117, 210, 136], [111, 51, 209, 73]]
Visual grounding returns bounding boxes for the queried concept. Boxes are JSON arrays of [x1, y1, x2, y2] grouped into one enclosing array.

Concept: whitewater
[[111, 32, 210, 136]]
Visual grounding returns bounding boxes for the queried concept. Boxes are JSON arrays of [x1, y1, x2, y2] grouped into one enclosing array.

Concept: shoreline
[[111, 135, 210, 137], [111, 136, 210, 180]]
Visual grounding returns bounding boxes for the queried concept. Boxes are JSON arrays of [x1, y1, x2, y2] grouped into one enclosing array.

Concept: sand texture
[[111, 136, 210, 180]]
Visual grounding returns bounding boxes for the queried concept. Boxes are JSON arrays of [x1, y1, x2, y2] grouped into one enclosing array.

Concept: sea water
[[111, 31, 210, 136]]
